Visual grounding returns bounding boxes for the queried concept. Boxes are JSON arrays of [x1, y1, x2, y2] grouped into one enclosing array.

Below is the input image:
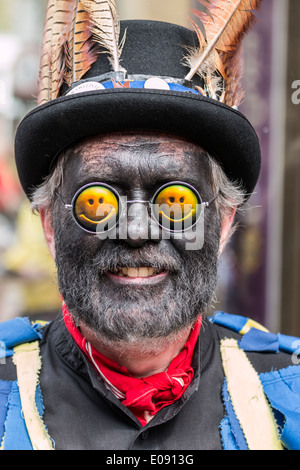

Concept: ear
[[219, 208, 236, 256], [39, 208, 56, 260]]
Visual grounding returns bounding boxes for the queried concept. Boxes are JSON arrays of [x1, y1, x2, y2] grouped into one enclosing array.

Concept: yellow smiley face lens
[[74, 185, 119, 232], [71, 182, 201, 233], [153, 184, 200, 230]]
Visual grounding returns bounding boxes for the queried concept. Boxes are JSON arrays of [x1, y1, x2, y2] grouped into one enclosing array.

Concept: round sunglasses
[[56, 181, 219, 234]]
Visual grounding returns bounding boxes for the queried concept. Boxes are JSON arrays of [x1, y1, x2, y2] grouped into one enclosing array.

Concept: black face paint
[[53, 133, 221, 343], [55, 230, 220, 342]]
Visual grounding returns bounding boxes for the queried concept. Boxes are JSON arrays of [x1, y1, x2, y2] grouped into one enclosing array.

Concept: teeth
[[112, 267, 160, 278], [139, 267, 152, 278], [147, 268, 154, 277], [127, 267, 138, 278]]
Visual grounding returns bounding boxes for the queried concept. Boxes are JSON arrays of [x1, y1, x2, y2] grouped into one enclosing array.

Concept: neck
[[79, 323, 193, 378]]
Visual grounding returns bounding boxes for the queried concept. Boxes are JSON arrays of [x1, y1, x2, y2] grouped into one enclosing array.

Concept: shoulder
[[210, 310, 299, 373], [0, 316, 48, 378], [210, 311, 300, 359], [210, 311, 300, 450], [0, 316, 47, 351]]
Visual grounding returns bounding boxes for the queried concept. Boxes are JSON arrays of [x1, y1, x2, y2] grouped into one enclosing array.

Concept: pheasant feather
[[185, 0, 262, 82], [222, 46, 245, 107], [81, 0, 125, 72], [66, 0, 99, 85], [38, 0, 56, 105], [38, 0, 74, 105], [51, 1, 74, 98]]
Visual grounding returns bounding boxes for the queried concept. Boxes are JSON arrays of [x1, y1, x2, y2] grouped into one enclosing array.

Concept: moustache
[[87, 241, 184, 275]]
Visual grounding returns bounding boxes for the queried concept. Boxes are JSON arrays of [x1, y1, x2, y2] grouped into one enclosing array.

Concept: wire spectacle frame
[[56, 181, 220, 234]]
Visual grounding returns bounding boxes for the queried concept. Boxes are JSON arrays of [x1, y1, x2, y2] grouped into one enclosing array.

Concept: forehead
[[63, 131, 210, 188]]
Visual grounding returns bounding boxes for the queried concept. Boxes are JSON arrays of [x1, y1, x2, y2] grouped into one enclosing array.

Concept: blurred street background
[[0, 0, 299, 335]]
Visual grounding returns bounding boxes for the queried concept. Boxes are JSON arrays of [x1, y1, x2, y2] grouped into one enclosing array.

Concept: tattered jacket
[[0, 312, 299, 450]]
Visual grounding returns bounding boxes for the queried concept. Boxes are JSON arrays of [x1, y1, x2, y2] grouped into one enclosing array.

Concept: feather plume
[[185, 0, 262, 82], [38, 0, 74, 105], [81, 0, 125, 72], [222, 46, 245, 107], [51, 1, 74, 98], [183, 18, 226, 95], [65, 0, 99, 85], [38, 0, 56, 105]]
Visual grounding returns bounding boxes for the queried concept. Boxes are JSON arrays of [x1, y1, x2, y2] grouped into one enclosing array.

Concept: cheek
[[170, 209, 221, 253], [53, 208, 104, 257]]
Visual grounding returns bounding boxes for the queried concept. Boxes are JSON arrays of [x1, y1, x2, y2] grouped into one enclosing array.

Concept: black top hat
[[14, 6, 261, 201]]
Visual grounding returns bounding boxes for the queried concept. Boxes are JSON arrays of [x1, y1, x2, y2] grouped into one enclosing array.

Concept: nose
[[123, 202, 160, 247]]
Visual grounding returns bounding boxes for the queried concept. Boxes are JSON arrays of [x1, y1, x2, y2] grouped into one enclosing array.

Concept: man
[[0, 0, 300, 450]]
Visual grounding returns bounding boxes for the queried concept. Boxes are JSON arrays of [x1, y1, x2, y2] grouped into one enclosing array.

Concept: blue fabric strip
[[0, 380, 13, 444], [35, 384, 45, 417], [239, 328, 279, 353], [222, 379, 248, 450], [2, 381, 33, 450], [220, 417, 239, 450], [210, 311, 248, 333], [35, 384, 55, 449], [0, 317, 42, 350], [277, 333, 300, 355], [0, 375, 50, 450], [211, 312, 300, 356], [260, 366, 300, 450]]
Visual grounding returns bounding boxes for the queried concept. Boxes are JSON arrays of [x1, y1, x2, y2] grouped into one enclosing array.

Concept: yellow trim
[[31, 320, 49, 327], [13, 342, 54, 450], [220, 338, 283, 450], [239, 318, 269, 335]]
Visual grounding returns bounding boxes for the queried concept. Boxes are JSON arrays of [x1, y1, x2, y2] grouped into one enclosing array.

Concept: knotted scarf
[[63, 303, 201, 426]]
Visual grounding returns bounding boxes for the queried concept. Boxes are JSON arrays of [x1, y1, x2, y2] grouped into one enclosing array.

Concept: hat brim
[[15, 87, 261, 199]]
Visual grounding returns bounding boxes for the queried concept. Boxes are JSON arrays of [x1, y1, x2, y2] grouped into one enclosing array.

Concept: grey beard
[[54, 223, 220, 343]]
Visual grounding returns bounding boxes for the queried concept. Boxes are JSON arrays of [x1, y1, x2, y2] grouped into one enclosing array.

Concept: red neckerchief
[[62, 302, 202, 426]]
